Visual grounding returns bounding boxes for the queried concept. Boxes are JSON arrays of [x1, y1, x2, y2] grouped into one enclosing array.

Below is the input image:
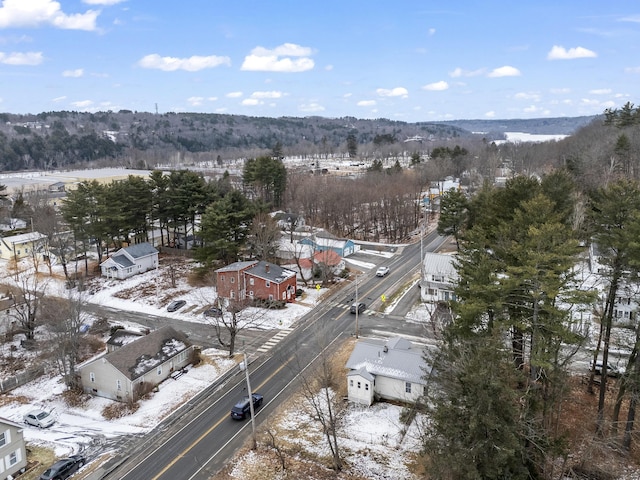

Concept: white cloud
[[0, 51, 42, 65], [550, 87, 571, 94], [226, 91, 242, 98], [428, 28, 436, 36], [589, 88, 611, 95], [207, 96, 218, 102], [485, 111, 496, 118], [487, 66, 521, 77], [514, 91, 540, 101], [62, 68, 83, 77], [619, 14, 640, 23], [299, 102, 325, 112], [241, 98, 261, 106], [52, 95, 66, 102], [0, 0, 100, 31], [241, 43, 314, 72], [376, 87, 408, 98], [137, 54, 231, 72], [449, 67, 485, 78], [624, 66, 640, 74], [325, 64, 333, 71], [250, 90, 283, 99], [422, 81, 448, 91], [343, 93, 352, 98], [357, 100, 376, 107], [71, 99, 93, 108], [187, 96, 204, 106], [547, 45, 597, 60]]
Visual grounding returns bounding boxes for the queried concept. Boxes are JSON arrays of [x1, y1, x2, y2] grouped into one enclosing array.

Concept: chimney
[[265, 263, 270, 273]]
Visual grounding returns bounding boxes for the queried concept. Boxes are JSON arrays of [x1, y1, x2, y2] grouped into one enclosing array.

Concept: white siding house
[[345, 337, 429, 406], [420, 252, 458, 303], [0, 417, 27, 479], [78, 326, 194, 402], [100, 242, 158, 280]]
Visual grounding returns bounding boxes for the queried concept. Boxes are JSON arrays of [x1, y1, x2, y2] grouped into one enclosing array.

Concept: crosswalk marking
[[256, 328, 295, 353]]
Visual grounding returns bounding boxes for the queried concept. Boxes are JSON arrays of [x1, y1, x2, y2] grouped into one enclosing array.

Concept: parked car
[[230, 393, 264, 420], [350, 302, 366, 314], [167, 300, 186, 312], [39, 454, 85, 480], [590, 360, 622, 378], [376, 266, 390, 277], [24, 409, 55, 428], [203, 306, 223, 317]]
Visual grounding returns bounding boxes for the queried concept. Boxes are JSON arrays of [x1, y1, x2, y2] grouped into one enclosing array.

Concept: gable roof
[[1, 231, 47, 246], [0, 416, 24, 430], [123, 242, 158, 258], [313, 249, 342, 266], [422, 252, 457, 277], [106, 329, 145, 348], [103, 325, 191, 380], [215, 260, 258, 273], [245, 260, 296, 283], [346, 337, 428, 384]]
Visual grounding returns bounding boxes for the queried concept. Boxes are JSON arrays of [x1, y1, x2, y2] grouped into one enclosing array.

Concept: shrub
[[102, 401, 139, 419], [62, 388, 89, 408]]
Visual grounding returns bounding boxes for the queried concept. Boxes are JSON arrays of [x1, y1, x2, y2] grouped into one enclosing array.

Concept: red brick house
[[215, 260, 297, 303]]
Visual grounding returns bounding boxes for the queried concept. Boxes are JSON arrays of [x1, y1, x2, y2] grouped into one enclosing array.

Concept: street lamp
[[241, 350, 257, 449]]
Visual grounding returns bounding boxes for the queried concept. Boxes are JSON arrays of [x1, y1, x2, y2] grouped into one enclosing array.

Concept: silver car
[[24, 409, 55, 428]]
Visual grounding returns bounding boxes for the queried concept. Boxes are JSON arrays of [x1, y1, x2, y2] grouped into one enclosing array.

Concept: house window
[[282, 292, 286, 300], [365, 383, 369, 391], [349, 379, 353, 387], [157, 366, 162, 375], [230, 291, 235, 299], [249, 278, 254, 285], [116, 379, 122, 391], [249, 290, 254, 297], [357, 381, 361, 389], [220, 275, 225, 283], [9, 450, 18, 465], [90, 372, 95, 382], [269, 294, 274, 301], [0, 431, 5, 447], [230, 277, 235, 283], [405, 382, 412, 393], [265, 280, 270, 287]]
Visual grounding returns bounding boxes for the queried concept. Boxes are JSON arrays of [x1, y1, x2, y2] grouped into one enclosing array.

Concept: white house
[[78, 325, 195, 402], [345, 337, 429, 406], [0, 417, 28, 479], [100, 242, 158, 280], [420, 252, 458, 303]]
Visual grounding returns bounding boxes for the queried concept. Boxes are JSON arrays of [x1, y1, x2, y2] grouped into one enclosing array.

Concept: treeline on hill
[[0, 110, 472, 171]]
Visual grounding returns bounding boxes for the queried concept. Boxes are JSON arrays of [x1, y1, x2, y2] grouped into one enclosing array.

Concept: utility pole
[[242, 350, 257, 449]]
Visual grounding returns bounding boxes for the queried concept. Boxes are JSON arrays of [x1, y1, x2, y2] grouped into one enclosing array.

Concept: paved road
[[88, 231, 447, 480]]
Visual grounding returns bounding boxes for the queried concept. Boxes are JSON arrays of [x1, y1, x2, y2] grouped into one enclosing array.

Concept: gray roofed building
[[79, 325, 195, 402], [100, 242, 158, 280], [345, 337, 429, 406]]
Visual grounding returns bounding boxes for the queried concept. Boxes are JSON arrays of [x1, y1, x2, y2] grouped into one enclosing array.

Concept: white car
[[376, 266, 390, 277], [24, 409, 55, 428]]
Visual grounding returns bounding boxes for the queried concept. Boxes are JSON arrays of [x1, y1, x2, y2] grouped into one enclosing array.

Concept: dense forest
[[0, 110, 595, 172]]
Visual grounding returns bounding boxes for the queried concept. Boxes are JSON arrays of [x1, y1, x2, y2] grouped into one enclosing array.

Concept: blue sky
[[0, 1, 638, 121]]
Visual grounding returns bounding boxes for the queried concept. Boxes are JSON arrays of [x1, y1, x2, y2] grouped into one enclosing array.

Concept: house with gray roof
[[0, 416, 27, 479], [78, 325, 194, 402], [215, 260, 297, 303], [420, 252, 458, 303], [100, 242, 158, 280], [345, 337, 429, 406]]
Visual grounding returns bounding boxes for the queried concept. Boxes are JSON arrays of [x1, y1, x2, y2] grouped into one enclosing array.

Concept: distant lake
[[494, 132, 569, 144]]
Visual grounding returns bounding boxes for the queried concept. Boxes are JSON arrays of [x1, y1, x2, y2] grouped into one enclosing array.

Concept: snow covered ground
[[0, 252, 428, 478]]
